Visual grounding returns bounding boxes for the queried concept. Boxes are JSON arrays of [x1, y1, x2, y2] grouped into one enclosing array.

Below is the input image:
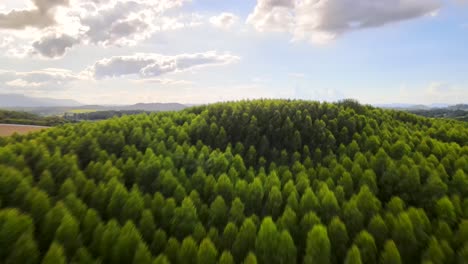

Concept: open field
[[0, 124, 48, 137]]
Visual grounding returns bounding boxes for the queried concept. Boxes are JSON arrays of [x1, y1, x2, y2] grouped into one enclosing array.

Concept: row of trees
[[0, 99, 467, 263]]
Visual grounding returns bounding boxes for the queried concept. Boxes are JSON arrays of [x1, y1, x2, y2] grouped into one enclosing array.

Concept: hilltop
[[0, 99, 466, 264]]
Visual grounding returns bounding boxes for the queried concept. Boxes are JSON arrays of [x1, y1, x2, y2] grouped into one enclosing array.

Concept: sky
[[0, 0, 467, 105]]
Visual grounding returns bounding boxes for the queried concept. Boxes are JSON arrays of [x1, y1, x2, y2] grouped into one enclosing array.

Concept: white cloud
[[247, 0, 441, 44], [133, 78, 193, 85], [0, 0, 199, 58], [425, 82, 467, 103], [6, 78, 42, 88], [88, 51, 240, 79], [0, 68, 84, 91], [210, 12, 239, 29]]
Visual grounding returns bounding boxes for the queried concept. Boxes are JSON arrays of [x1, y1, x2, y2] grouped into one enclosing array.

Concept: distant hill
[[448, 104, 468, 111], [0, 94, 82, 107]]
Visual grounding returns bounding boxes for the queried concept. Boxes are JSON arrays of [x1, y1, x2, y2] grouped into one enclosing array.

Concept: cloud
[[247, 0, 441, 43], [88, 51, 240, 79], [133, 78, 193, 85], [210, 12, 239, 29], [0, 0, 69, 29], [425, 82, 467, 103], [6, 79, 42, 88], [0, 0, 199, 58], [32, 33, 79, 58], [0, 68, 84, 91], [79, 1, 153, 46]]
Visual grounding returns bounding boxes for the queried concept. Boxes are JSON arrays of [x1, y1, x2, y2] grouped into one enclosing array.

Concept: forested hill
[[0, 99, 467, 264]]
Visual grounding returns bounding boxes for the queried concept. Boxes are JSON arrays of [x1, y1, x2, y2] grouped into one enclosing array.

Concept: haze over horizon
[[1, 0, 468, 105]]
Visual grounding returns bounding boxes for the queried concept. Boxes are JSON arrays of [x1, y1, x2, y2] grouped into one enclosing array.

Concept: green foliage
[[304, 225, 331, 264], [344, 245, 362, 264], [0, 109, 67, 126], [0, 99, 467, 263], [197, 238, 218, 264]]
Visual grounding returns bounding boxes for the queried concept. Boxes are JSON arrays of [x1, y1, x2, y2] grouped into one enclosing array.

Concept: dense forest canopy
[[0, 99, 467, 264]]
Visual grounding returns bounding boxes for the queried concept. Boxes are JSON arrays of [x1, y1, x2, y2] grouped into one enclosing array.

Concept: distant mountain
[[0, 94, 82, 107]]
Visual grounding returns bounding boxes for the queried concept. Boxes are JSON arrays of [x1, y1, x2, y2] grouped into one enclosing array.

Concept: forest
[[0, 110, 67, 126], [64, 110, 150, 122], [0, 99, 467, 264]]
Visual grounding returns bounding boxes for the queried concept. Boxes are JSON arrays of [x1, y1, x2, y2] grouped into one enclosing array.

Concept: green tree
[[179, 236, 198, 264], [219, 251, 235, 264], [380, 240, 401, 264], [435, 196, 456, 225], [304, 225, 331, 264], [266, 186, 283, 219], [42, 243, 66, 264], [354, 230, 377, 264], [197, 238, 218, 264], [229, 198, 245, 225], [210, 196, 228, 229], [222, 222, 238, 251], [55, 214, 81, 258], [233, 218, 257, 262], [328, 217, 349, 264], [6, 234, 39, 264], [112, 221, 142, 264], [255, 217, 279, 264], [345, 245, 362, 264], [139, 209, 156, 244], [172, 197, 198, 240], [244, 252, 258, 264], [133, 243, 152, 264]]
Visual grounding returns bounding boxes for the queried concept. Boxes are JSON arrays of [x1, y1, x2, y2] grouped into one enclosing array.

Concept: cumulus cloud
[[0, 0, 199, 58], [0, 68, 84, 90], [32, 33, 79, 58], [0, 0, 69, 29], [247, 0, 441, 43], [88, 51, 240, 79], [79, 1, 153, 46], [210, 12, 239, 29]]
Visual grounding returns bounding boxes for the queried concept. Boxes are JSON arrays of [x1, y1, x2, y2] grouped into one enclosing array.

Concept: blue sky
[[0, 0, 467, 105]]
